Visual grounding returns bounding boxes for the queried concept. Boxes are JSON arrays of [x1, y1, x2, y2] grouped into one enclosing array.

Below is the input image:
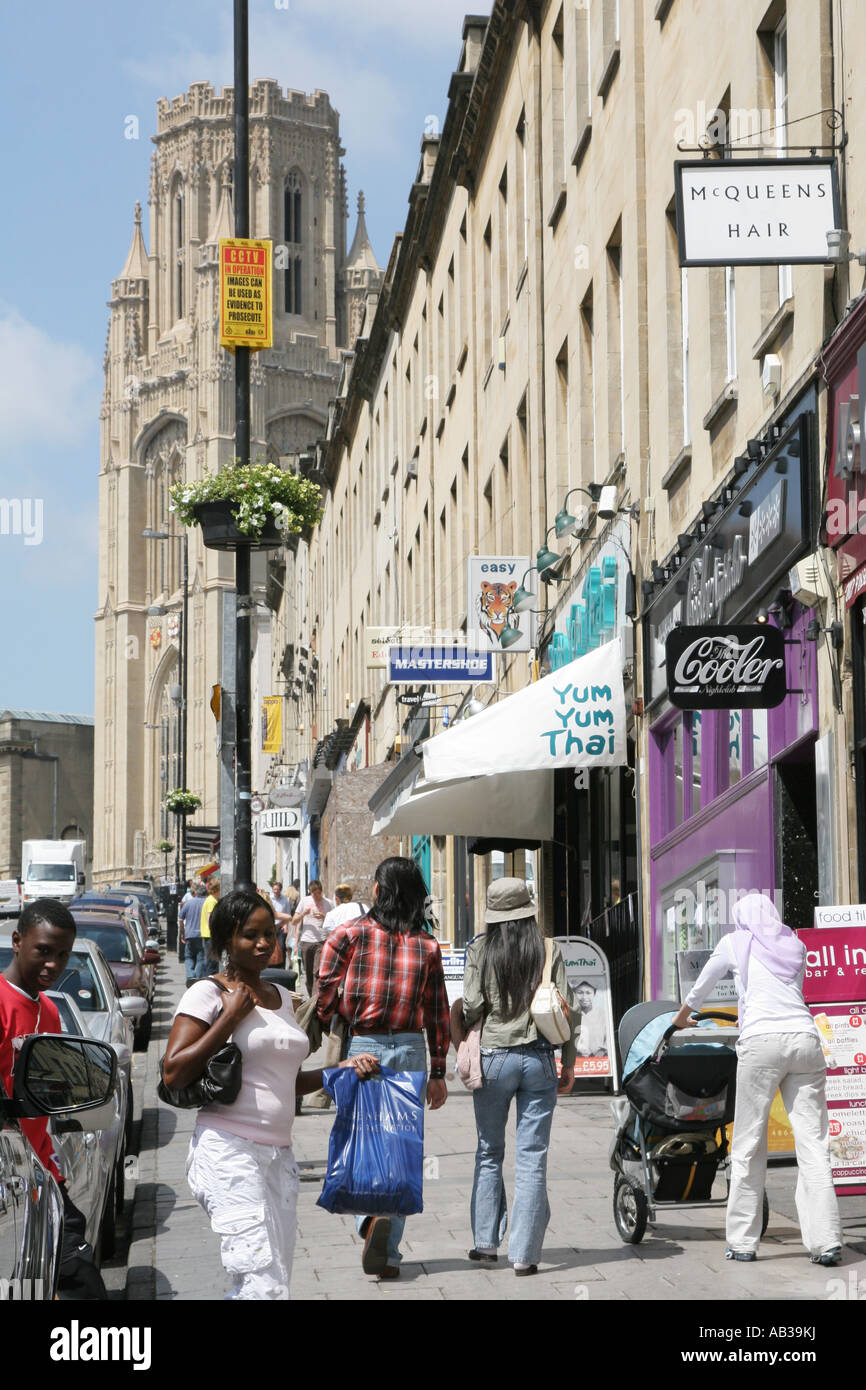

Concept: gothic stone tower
[[95, 80, 370, 881]]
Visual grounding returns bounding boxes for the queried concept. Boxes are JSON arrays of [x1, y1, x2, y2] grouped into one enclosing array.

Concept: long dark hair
[[479, 917, 545, 1021], [208, 889, 275, 964], [369, 856, 428, 934]]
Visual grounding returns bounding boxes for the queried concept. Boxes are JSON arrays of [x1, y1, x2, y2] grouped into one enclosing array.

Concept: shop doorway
[[774, 740, 818, 933]]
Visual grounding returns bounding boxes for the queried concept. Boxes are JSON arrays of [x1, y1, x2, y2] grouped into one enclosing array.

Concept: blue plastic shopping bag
[[316, 1065, 425, 1217]]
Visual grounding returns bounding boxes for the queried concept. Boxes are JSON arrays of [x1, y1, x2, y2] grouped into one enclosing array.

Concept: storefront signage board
[[665, 624, 787, 709], [801, 927, 866, 1195], [675, 159, 840, 266], [466, 555, 534, 653], [554, 936, 618, 1089], [644, 409, 815, 707], [388, 646, 494, 684]]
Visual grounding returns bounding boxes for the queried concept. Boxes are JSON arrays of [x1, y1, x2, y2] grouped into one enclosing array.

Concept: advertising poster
[[261, 696, 282, 754], [466, 555, 534, 653], [438, 943, 465, 1009], [676, 949, 738, 1006], [554, 936, 618, 1089], [801, 929, 866, 1196]]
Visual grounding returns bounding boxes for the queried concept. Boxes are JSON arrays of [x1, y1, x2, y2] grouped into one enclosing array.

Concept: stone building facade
[[269, 0, 866, 975], [0, 711, 94, 880], [94, 80, 381, 883]]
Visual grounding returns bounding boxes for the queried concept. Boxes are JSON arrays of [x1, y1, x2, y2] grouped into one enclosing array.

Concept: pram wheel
[[761, 1191, 769, 1236], [614, 1175, 648, 1244]]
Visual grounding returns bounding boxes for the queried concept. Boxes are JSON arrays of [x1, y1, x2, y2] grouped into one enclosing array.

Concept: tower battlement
[[154, 79, 339, 139]]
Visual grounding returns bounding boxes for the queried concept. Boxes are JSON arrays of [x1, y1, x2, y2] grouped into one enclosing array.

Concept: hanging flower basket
[[164, 788, 202, 817], [169, 461, 323, 551]]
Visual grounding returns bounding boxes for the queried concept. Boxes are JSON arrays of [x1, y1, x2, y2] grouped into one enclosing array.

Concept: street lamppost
[[143, 528, 189, 886]]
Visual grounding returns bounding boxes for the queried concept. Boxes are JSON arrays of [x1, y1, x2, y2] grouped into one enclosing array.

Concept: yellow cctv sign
[[220, 239, 273, 352]]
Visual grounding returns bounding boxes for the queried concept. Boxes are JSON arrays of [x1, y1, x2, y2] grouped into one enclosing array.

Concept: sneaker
[[810, 1246, 842, 1267], [361, 1217, 392, 1276], [725, 1248, 757, 1262]]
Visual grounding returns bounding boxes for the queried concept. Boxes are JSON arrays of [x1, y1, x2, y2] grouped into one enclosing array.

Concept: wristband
[[429, 1069, 445, 1081]]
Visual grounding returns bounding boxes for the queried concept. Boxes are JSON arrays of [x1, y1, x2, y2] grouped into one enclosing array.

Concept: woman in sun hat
[[459, 877, 576, 1277], [672, 891, 842, 1267]]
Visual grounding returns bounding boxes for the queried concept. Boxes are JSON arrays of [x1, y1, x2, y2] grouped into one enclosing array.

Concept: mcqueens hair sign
[[665, 625, 787, 710]]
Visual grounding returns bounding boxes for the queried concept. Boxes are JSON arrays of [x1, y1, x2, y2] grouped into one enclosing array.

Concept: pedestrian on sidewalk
[[163, 889, 379, 1301], [672, 891, 842, 1267], [290, 880, 334, 996], [199, 877, 220, 977], [1, 899, 108, 1299], [460, 878, 576, 1277], [303, 886, 369, 1111], [179, 882, 207, 981], [269, 881, 294, 967], [316, 856, 451, 1279]]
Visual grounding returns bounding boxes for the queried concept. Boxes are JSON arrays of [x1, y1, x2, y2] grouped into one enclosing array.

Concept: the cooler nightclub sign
[[665, 625, 787, 710], [644, 403, 816, 707]]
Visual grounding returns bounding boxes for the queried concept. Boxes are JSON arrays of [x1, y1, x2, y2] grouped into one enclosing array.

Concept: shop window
[[752, 707, 768, 769], [728, 710, 743, 787], [672, 718, 684, 828], [691, 711, 702, 810], [412, 834, 431, 890]]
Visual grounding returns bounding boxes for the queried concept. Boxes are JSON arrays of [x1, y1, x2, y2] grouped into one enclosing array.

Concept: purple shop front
[[642, 391, 820, 1000], [649, 609, 818, 997]]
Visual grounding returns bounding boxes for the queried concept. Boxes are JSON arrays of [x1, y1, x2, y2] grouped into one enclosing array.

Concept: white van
[[21, 840, 87, 905]]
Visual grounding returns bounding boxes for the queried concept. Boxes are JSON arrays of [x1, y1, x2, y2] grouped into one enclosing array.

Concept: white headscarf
[[730, 892, 805, 985]]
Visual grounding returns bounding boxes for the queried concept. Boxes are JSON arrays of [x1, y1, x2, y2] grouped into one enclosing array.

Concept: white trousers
[[727, 1031, 841, 1257], [187, 1126, 300, 1300]]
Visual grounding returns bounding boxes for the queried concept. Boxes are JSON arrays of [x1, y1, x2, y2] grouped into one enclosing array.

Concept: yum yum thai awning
[[370, 642, 627, 840]]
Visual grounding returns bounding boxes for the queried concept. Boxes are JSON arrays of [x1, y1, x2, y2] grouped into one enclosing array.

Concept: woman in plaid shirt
[[317, 856, 451, 1280]]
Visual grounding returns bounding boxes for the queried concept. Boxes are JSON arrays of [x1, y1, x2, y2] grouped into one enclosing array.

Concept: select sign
[[665, 624, 787, 709]]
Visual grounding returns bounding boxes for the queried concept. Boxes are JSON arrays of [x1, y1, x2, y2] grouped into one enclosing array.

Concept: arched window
[[172, 178, 185, 320], [284, 172, 303, 314]]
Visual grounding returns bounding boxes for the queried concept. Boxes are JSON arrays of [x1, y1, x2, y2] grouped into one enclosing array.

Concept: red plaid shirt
[[317, 916, 451, 1072]]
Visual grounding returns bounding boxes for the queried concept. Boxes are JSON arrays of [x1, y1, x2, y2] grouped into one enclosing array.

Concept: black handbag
[[157, 982, 243, 1108]]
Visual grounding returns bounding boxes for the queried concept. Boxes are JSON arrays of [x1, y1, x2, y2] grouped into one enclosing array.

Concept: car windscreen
[[25, 864, 75, 881], [0, 947, 107, 1013], [73, 925, 134, 963], [50, 995, 78, 1033]]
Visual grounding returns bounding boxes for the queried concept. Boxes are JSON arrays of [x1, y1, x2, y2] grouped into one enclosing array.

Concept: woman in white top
[[672, 892, 841, 1266], [164, 889, 377, 1300]]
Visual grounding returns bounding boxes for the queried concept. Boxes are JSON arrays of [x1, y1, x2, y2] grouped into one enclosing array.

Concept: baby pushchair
[[609, 999, 768, 1244]]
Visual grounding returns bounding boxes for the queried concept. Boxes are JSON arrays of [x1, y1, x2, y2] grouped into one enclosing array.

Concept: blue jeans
[[471, 1041, 558, 1265], [347, 1032, 427, 1267], [184, 936, 207, 981]]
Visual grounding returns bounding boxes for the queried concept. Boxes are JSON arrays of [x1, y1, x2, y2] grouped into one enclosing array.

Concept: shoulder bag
[[157, 980, 243, 1108], [530, 939, 571, 1045]]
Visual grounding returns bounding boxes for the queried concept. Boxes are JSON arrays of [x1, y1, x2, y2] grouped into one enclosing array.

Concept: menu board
[[801, 928, 866, 1197]]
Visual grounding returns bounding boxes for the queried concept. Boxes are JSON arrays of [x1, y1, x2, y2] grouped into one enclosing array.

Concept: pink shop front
[[643, 389, 822, 1000]]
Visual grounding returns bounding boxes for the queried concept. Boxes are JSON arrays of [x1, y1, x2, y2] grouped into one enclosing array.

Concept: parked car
[[0, 1034, 117, 1299], [72, 906, 159, 1004], [77, 892, 158, 949], [44, 990, 128, 1259], [67, 916, 156, 1050]]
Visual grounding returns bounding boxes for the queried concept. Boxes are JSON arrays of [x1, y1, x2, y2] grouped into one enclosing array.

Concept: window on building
[[516, 111, 528, 271], [725, 265, 737, 382], [728, 710, 743, 788], [574, 0, 592, 124], [284, 172, 303, 314], [774, 15, 792, 304], [555, 339, 569, 496], [482, 218, 493, 367], [606, 228, 624, 464], [173, 182, 184, 321], [752, 707, 769, 768], [551, 10, 566, 190], [498, 165, 510, 324], [672, 718, 684, 829], [580, 287, 596, 480]]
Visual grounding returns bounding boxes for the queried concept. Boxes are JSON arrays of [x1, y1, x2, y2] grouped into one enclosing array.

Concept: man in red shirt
[[317, 856, 451, 1280], [1, 898, 106, 1298]]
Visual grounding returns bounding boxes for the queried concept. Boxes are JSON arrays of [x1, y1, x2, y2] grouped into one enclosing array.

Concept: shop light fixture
[[747, 438, 764, 461], [651, 562, 667, 585], [733, 455, 751, 476], [738, 501, 754, 518], [701, 500, 720, 519], [805, 618, 844, 649], [774, 455, 788, 474], [677, 533, 693, 551], [756, 608, 769, 624], [536, 542, 562, 579], [641, 579, 655, 601]]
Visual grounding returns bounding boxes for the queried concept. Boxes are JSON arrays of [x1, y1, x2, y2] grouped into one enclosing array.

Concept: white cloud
[[285, 0, 489, 49], [0, 306, 100, 448]]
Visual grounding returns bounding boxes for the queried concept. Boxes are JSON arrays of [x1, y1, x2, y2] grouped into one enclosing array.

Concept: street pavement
[[106, 949, 866, 1302]]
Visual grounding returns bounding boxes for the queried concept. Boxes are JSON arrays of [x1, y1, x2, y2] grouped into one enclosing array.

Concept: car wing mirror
[[12, 1035, 117, 1118]]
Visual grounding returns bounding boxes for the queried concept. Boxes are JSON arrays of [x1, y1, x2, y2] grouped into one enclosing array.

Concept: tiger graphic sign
[[466, 556, 534, 653]]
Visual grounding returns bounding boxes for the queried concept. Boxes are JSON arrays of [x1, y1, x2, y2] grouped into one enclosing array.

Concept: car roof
[[0, 932, 116, 999]]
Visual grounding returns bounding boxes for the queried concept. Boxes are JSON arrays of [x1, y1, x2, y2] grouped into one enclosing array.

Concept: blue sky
[[0, 0, 488, 715]]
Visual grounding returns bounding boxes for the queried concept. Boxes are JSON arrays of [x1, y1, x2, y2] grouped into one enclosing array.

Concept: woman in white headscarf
[[671, 892, 841, 1266]]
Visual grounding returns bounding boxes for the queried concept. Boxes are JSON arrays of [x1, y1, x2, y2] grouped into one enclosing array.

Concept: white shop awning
[[370, 641, 627, 840]]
